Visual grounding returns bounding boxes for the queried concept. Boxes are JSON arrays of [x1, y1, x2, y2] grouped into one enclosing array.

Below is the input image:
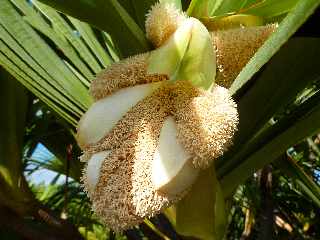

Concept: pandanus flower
[[76, 2, 276, 232]]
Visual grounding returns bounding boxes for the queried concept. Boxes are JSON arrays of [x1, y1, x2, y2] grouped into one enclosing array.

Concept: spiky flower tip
[[172, 82, 239, 169], [145, 2, 187, 47], [212, 24, 277, 88]]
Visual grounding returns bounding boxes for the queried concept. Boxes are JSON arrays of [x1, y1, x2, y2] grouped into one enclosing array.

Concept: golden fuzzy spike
[[86, 143, 144, 231], [173, 82, 238, 169], [145, 2, 187, 47], [82, 93, 182, 232], [89, 53, 167, 101], [213, 24, 277, 88]]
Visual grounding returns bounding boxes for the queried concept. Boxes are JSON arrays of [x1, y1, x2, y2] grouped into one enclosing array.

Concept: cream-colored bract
[[152, 116, 199, 196], [77, 82, 161, 148], [85, 150, 111, 191]]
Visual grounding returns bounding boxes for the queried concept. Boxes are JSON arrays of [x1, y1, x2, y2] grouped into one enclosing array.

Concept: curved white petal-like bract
[[77, 83, 161, 148], [86, 150, 111, 191], [152, 116, 199, 196]]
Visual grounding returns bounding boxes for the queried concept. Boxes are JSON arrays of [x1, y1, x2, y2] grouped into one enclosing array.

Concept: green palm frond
[[36, 0, 152, 57], [211, 0, 299, 18], [275, 155, 320, 208], [0, 0, 115, 126]]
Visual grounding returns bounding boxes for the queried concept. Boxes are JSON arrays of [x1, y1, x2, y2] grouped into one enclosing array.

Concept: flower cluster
[[77, 2, 275, 231]]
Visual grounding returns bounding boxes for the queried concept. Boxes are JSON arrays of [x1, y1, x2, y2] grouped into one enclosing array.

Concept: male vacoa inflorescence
[[76, 2, 276, 232]]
